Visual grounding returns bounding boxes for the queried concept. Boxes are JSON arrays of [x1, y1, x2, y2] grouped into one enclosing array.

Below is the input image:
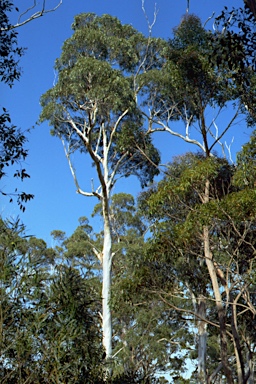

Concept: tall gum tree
[[139, 14, 255, 383], [141, 151, 256, 383], [40, 13, 160, 362], [93, 193, 175, 381]]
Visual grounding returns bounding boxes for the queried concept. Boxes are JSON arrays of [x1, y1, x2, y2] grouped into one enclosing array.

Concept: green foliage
[[66, 13, 146, 71], [0, 2, 33, 210], [90, 193, 182, 380], [139, 150, 256, 381], [212, 3, 256, 124], [233, 129, 256, 188], [0, 217, 105, 383], [140, 14, 237, 134], [40, 13, 160, 189], [0, 1, 24, 86]]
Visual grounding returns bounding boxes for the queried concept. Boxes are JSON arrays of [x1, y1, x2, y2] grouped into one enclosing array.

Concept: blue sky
[[2, 0, 250, 244]]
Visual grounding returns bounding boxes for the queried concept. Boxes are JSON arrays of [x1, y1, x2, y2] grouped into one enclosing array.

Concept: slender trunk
[[230, 293, 245, 384], [189, 286, 208, 384], [203, 180, 234, 384], [204, 227, 233, 383], [102, 196, 113, 360], [198, 295, 207, 384], [247, 347, 254, 384]]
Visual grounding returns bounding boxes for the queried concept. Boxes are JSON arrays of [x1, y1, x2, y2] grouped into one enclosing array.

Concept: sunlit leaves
[[40, 13, 160, 189]]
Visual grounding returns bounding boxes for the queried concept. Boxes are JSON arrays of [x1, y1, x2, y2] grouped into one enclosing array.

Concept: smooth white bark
[[102, 210, 113, 358]]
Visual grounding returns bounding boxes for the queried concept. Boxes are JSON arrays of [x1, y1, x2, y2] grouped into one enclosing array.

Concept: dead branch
[[141, 0, 158, 36], [4, 0, 62, 30]]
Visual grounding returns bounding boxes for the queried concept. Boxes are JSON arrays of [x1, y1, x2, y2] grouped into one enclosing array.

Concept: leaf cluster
[[0, 108, 33, 210], [0, 2, 32, 210], [40, 13, 161, 189], [0, 1, 24, 86], [0, 217, 105, 383], [140, 14, 237, 126], [212, 4, 256, 124]]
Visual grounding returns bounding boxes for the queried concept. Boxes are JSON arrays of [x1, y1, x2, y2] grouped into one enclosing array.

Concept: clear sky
[[2, 0, 250, 244]]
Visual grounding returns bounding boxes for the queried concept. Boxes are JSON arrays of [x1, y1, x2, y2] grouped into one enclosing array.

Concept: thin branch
[[92, 247, 103, 263], [203, 12, 215, 28], [225, 138, 234, 163], [157, 292, 222, 329], [8, 1, 62, 30], [135, 142, 164, 172], [209, 108, 240, 152], [132, 0, 160, 97], [112, 347, 124, 358], [208, 363, 223, 382], [141, 0, 158, 36], [60, 135, 101, 199], [152, 120, 206, 152], [108, 109, 129, 153], [209, 118, 226, 157]]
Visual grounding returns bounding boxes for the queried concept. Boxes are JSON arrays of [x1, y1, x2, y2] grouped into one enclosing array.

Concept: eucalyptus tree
[[140, 13, 248, 156], [138, 153, 221, 383], [138, 14, 255, 383], [140, 150, 256, 383], [92, 193, 179, 381], [40, 13, 160, 361]]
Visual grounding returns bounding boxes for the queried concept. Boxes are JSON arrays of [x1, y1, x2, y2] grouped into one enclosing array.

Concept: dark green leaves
[[0, 108, 34, 210], [0, 1, 24, 86]]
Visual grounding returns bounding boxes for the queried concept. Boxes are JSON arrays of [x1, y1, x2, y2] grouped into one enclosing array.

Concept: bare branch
[[7, 0, 62, 30], [92, 247, 103, 263], [186, 0, 190, 13], [225, 137, 234, 163], [209, 118, 226, 157], [203, 12, 215, 28], [152, 119, 206, 152], [60, 134, 101, 200], [208, 363, 223, 382], [107, 109, 129, 154], [209, 108, 240, 153], [141, 0, 158, 36]]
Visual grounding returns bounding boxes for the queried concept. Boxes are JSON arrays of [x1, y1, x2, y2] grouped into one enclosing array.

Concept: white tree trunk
[[100, 163, 114, 362], [102, 217, 113, 359]]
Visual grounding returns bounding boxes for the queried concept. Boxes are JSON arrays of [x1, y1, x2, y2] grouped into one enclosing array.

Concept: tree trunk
[[198, 295, 207, 384], [247, 348, 254, 384], [203, 180, 234, 384], [230, 293, 246, 384], [102, 195, 113, 360], [189, 286, 208, 384]]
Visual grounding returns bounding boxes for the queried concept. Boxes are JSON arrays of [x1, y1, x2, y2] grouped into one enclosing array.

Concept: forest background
[[1, 0, 256, 383], [2, 0, 246, 243]]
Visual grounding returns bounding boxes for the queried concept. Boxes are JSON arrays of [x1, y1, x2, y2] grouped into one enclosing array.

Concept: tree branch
[[8, 1, 62, 30], [60, 134, 101, 199]]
